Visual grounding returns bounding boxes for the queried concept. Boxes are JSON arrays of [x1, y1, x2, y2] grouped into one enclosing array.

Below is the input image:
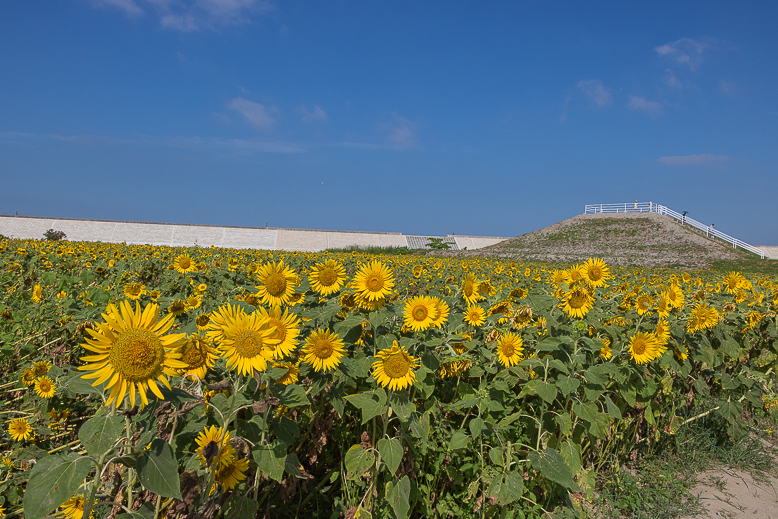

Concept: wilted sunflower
[[60, 494, 84, 519], [583, 258, 610, 288], [34, 376, 56, 398], [33, 360, 51, 376], [309, 259, 347, 296], [179, 334, 218, 380], [78, 300, 188, 408], [560, 286, 593, 318], [372, 341, 419, 391], [195, 425, 236, 467], [477, 280, 496, 298], [173, 254, 197, 274], [123, 283, 145, 300], [8, 418, 33, 441], [352, 261, 395, 302], [511, 306, 533, 329], [402, 296, 438, 331], [464, 305, 486, 327], [255, 260, 298, 307], [218, 309, 280, 376], [257, 306, 301, 359], [628, 332, 659, 364], [496, 332, 524, 367], [302, 329, 345, 372]]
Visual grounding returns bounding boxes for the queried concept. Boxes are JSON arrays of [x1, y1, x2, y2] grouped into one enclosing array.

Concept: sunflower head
[[302, 329, 346, 372], [496, 332, 524, 367], [403, 296, 438, 331], [372, 341, 419, 391], [352, 261, 395, 302]]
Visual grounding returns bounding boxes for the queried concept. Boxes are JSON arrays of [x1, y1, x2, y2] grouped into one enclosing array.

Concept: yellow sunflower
[[721, 271, 745, 294], [195, 314, 210, 331], [179, 334, 218, 380], [560, 286, 593, 318], [32, 284, 43, 303], [123, 283, 145, 300], [430, 298, 450, 328], [255, 260, 298, 307], [302, 329, 345, 372], [33, 360, 51, 376], [462, 273, 483, 304], [582, 258, 610, 288], [257, 306, 301, 359], [34, 376, 56, 398], [634, 294, 653, 315], [402, 296, 438, 331], [173, 254, 197, 274], [8, 418, 33, 441], [195, 425, 236, 467], [185, 294, 202, 311], [687, 303, 719, 334], [218, 310, 280, 376], [21, 369, 36, 386], [352, 261, 395, 302], [309, 259, 347, 296], [464, 305, 486, 327], [168, 299, 188, 317], [666, 283, 685, 309], [77, 300, 188, 408], [275, 361, 301, 385], [205, 303, 244, 344], [215, 457, 249, 490], [655, 318, 670, 346], [372, 341, 419, 391], [628, 332, 659, 364], [60, 494, 84, 519], [496, 332, 524, 367]]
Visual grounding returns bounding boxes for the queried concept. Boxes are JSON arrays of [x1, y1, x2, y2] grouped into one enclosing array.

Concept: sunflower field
[[0, 236, 777, 519]]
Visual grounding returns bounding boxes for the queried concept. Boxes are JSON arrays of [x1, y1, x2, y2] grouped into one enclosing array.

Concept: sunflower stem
[[124, 402, 134, 510]]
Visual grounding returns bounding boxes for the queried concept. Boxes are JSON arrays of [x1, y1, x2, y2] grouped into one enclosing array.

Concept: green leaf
[[385, 475, 411, 519], [449, 430, 470, 450], [528, 448, 580, 492], [345, 389, 388, 424], [78, 414, 125, 457], [64, 374, 103, 396], [136, 439, 182, 499], [555, 413, 573, 436], [253, 441, 287, 483], [536, 337, 566, 351], [488, 471, 524, 505], [604, 395, 622, 419], [572, 401, 597, 423], [556, 375, 580, 397], [388, 392, 414, 422], [277, 384, 310, 408], [377, 438, 403, 476], [115, 503, 156, 519], [344, 445, 375, 477], [469, 417, 484, 437], [23, 455, 92, 519], [488, 447, 504, 466], [221, 495, 259, 519], [272, 417, 300, 445], [723, 338, 740, 360], [535, 381, 558, 404]]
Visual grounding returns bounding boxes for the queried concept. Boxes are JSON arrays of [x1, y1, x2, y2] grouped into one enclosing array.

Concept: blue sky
[[2, 1, 777, 245]]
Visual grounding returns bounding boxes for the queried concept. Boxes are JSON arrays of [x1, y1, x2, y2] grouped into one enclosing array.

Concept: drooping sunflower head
[[276, 361, 301, 385], [302, 328, 346, 372], [464, 305, 486, 327], [352, 261, 395, 302], [21, 369, 36, 386], [309, 259, 347, 296], [215, 457, 250, 491], [173, 254, 197, 274], [255, 260, 298, 307], [33, 360, 51, 377], [496, 332, 524, 367], [34, 376, 56, 398], [195, 425, 236, 467], [511, 306, 533, 329], [78, 300, 188, 408], [403, 296, 438, 331], [372, 341, 419, 391]]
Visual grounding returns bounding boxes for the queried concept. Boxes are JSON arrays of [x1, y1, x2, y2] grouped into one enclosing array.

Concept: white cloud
[[227, 97, 276, 130], [380, 113, 418, 150], [627, 95, 663, 115], [577, 79, 612, 107], [719, 80, 736, 95], [663, 69, 682, 90], [655, 37, 714, 70], [91, 0, 144, 17], [300, 105, 327, 123], [93, 0, 273, 30], [657, 154, 731, 165]]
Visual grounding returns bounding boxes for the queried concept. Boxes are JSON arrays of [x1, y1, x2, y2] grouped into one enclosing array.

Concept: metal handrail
[[583, 203, 765, 259]]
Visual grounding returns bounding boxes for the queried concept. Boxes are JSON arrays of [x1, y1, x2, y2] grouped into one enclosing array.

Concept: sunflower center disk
[[633, 340, 646, 355], [569, 294, 587, 309], [269, 319, 286, 342], [366, 274, 384, 291], [412, 306, 428, 321], [265, 273, 288, 297], [110, 327, 164, 382], [501, 344, 515, 357], [318, 268, 338, 286], [383, 353, 411, 378], [235, 330, 264, 358], [182, 342, 207, 367], [179, 258, 191, 269], [312, 339, 334, 359]]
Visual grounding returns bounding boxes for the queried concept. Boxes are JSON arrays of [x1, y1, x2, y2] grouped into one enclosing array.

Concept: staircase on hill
[[584, 203, 766, 259]]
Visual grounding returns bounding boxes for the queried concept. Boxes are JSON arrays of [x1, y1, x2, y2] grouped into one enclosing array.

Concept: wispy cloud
[[657, 154, 731, 165], [655, 37, 716, 71], [300, 105, 327, 123], [92, 0, 273, 31], [227, 97, 277, 130], [719, 80, 736, 95], [379, 113, 418, 150], [577, 79, 612, 107], [663, 68, 683, 90], [628, 95, 663, 115]]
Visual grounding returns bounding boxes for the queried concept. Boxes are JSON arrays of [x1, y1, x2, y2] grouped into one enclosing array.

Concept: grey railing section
[[584, 203, 766, 259]]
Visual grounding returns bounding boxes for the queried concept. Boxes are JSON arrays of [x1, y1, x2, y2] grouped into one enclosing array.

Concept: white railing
[[584, 202, 766, 259]]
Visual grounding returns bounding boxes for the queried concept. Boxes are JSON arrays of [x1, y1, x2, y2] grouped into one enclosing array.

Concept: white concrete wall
[[0, 215, 506, 251], [758, 246, 778, 260]]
